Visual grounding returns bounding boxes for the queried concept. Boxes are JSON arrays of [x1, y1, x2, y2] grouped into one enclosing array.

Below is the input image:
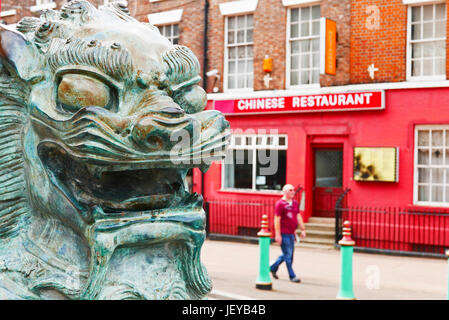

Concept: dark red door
[[312, 148, 343, 217]]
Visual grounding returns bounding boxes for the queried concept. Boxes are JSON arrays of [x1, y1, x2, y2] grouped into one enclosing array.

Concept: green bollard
[[337, 220, 356, 300], [256, 214, 272, 290]]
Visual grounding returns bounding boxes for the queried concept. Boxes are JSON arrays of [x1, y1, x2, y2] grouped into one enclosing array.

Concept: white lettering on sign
[[290, 93, 374, 108], [237, 97, 286, 111]]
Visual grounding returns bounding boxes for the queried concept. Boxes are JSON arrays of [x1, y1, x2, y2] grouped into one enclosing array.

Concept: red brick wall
[[321, 0, 351, 86], [350, 0, 408, 83]]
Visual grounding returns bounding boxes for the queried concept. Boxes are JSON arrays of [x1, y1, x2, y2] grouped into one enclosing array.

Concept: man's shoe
[[290, 277, 301, 283], [271, 270, 278, 279]]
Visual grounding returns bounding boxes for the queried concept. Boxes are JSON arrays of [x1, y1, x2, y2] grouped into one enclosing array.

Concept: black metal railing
[[337, 206, 449, 258], [334, 188, 351, 244], [204, 185, 302, 241]]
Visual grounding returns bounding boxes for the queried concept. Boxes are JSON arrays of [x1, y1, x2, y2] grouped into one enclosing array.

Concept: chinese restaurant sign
[[213, 91, 385, 115]]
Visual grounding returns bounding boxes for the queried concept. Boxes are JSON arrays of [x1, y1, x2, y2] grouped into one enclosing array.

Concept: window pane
[[291, 8, 299, 22], [246, 29, 253, 42], [224, 150, 253, 189], [418, 185, 429, 201], [423, 22, 433, 38], [418, 130, 429, 146], [229, 16, 236, 29], [291, 41, 299, 54], [312, 5, 320, 19], [312, 21, 320, 35], [412, 43, 422, 59], [315, 150, 343, 187], [312, 70, 320, 84], [423, 59, 432, 75], [300, 40, 310, 53], [412, 60, 421, 76], [411, 24, 421, 40], [301, 54, 310, 68], [436, 21, 446, 38], [247, 14, 253, 28], [291, 71, 299, 85], [256, 150, 286, 191], [238, 46, 246, 58], [431, 148, 443, 164], [423, 5, 433, 21], [229, 47, 236, 59], [412, 6, 421, 22], [301, 71, 309, 84], [237, 15, 245, 28], [291, 23, 299, 38], [432, 186, 444, 202], [436, 3, 446, 20], [301, 22, 310, 37], [237, 30, 244, 43], [301, 7, 310, 21], [419, 168, 430, 183], [432, 130, 443, 146], [432, 168, 444, 183], [418, 149, 429, 165], [291, 55, 299, 69], [228, 31, 235, 44], [312, 38, 320, 51]]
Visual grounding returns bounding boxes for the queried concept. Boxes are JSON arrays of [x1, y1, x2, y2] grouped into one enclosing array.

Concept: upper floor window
[[408, 3, 446, 80], [287, 5, 320, 87], [36, 0, 53, 5], [158, 24, 179, 45], [414, 125, 449, 206], [224, 14, 254, 91]]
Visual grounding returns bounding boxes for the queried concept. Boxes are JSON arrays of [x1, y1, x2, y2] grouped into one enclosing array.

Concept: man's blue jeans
[[270, 234, 296, 279]]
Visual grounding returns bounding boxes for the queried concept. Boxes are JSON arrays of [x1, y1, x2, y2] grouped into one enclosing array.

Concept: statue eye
[[57, 74, 114, 112]]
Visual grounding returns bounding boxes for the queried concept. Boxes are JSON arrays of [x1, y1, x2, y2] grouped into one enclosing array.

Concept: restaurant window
[[224, 14, 254, 91], [408, 3, 446, 80], [158, 24, 180, 45], [223, 134, 287, 191], [287, 5, 320, 87], [415, 125, 449, 206]]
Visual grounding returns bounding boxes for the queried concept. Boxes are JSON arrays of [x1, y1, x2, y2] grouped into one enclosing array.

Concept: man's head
[[282, 184, 296, 201]]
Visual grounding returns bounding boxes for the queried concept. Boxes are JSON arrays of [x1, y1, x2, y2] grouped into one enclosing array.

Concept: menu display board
[[354, 147, 399, 182]]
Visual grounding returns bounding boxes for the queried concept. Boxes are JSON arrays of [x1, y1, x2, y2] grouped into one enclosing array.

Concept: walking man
[[270, 184, 306, 283]]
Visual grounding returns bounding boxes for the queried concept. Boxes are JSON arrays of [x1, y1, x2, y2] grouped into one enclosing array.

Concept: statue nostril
[[146, 135, 163, 149]]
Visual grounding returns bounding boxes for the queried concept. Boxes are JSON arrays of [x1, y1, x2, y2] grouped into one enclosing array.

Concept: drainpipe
[[201, 0, 209, 200]]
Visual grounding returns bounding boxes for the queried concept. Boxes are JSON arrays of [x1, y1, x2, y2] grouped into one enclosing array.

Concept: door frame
[[305, 139, 346, 221]]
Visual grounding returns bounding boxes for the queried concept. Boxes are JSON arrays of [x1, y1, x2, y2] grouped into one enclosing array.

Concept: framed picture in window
[[353, 147, 399, 182]]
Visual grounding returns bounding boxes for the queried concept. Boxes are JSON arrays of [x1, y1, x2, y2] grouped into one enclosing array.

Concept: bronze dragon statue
[[0, 0, 229, 299]]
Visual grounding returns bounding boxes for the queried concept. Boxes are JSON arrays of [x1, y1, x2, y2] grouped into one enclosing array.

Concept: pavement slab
[[201, 239, 447, 300]]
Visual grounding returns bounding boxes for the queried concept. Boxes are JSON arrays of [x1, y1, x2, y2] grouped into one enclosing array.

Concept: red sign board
[[213, 91, 385, 115]]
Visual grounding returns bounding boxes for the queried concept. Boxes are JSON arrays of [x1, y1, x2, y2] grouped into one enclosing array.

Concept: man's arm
[[297, 213, 306, 239], [274, 215, 282, 244]]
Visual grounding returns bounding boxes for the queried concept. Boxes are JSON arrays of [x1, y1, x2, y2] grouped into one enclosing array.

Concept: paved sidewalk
[[201, 239, 448, 300]]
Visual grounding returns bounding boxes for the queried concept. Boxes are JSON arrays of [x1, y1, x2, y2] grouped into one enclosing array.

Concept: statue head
[[0, 0, 229, 299]]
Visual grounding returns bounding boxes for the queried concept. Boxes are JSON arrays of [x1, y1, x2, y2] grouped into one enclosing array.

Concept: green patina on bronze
[[0, 0, 229, 299]]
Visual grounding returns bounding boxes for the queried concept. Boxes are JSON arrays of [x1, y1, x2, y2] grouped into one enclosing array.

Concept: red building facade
[[3, 0, 449, 252]]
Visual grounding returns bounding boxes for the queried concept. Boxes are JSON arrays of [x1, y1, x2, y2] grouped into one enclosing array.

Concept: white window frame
[[414, 125, 449, 207], [406, 2, 447, 81], [286, 4, 322, 89], [223, 14, 254, 92], [31, 0, 56, 12], [221, 134, 288, 192]]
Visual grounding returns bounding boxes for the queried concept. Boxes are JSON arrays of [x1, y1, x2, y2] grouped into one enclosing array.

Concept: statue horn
[[0, 24, 41, 81]]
